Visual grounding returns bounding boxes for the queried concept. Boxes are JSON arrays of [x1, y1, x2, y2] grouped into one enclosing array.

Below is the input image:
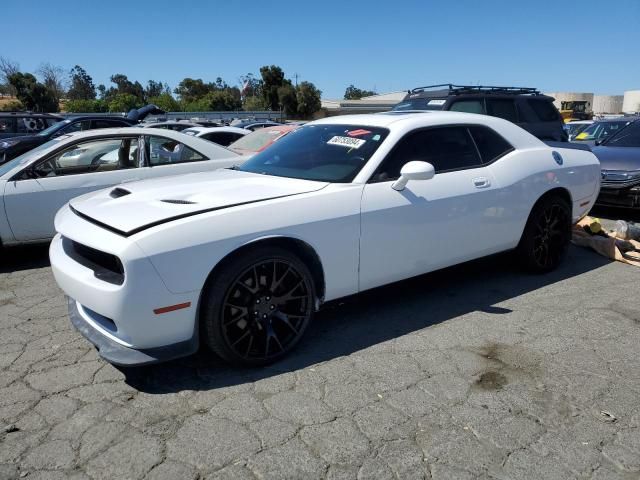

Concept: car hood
[[69, 169, 328, 236], [592, 146, 640, 171]]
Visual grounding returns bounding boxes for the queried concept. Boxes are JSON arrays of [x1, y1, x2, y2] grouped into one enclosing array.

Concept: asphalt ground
[[0, 208, 639, 479]]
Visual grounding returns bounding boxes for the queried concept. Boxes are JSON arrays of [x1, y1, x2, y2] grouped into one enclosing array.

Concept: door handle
[[473, 177, 490, 188]]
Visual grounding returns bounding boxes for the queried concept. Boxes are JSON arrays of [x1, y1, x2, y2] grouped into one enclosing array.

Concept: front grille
[[62, 237, 124, 285]]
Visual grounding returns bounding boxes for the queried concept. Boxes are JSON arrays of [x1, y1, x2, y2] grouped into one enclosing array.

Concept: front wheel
[[201, 246, 315, 366], [517, 195, 571, 273]]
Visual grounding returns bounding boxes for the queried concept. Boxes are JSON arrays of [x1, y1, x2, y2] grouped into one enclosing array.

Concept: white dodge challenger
[[50, 112, 600, 366]]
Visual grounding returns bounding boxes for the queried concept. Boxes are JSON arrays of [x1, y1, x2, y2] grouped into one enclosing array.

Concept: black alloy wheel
[[518, 195, 571, 273], [202, 246, 314, 366]]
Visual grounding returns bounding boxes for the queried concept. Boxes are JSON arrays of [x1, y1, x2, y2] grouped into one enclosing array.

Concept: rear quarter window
[[468, 126, 514, 163], [528, 100, 560, 122]]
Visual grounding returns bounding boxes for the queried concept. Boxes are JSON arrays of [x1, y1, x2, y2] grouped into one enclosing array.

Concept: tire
[[201, 246, 315, 366], [517, 195, 571, 273]]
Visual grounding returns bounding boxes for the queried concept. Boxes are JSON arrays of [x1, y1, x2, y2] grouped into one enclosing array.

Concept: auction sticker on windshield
[[327, 136, 366, 149]]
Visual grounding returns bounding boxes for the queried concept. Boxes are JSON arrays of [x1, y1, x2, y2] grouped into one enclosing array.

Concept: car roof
[[310, 111, 542, 149]]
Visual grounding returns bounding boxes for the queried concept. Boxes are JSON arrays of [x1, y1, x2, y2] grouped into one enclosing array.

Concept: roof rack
[[409, 84, 541, 96]]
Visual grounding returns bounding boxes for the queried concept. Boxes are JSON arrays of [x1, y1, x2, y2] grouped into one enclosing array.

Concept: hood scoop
[[161, 199, 197, 205], [110, 187, 131, 199]]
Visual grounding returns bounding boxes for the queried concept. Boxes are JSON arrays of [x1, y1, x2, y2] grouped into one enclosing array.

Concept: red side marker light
[[153, 302, 191, 315]]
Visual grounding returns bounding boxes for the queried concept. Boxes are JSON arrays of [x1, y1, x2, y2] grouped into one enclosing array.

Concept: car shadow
[[0, 244, 50, 273], [122, 245, 612, 394], [591, 206, 640, 223]]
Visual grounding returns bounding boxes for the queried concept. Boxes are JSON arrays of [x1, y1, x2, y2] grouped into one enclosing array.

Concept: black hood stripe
[[70, 192, 305, 237]]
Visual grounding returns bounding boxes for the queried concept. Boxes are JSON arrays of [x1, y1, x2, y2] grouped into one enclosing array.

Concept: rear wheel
[[517, 195, 571, 273], [201, 246, 315, 366]]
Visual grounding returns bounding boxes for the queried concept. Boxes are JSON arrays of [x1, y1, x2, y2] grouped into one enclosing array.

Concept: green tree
[[108, 93, 142, 112], [239, 73, 262, 98], [296, 81, 322, 118], [174, 78, 212, 102], [243, 95, 267, 111], [63, 99, 108, 113], [344, 84, 376, 100], [106, 74, 145, 103], [148, 92, 180, 112], [8, 72, 59, 112], [277, 83, 298, 116], [145, 80, 168, 99], [259, 65, 285, 110], [67, 65, 96, 100]]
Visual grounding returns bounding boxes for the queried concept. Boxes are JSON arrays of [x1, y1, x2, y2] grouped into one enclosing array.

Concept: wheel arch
[[200, 235, 327, 311], [518, 186, 573, 243]]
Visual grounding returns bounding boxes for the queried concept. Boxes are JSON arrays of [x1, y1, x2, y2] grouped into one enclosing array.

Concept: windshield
[[229, 128, 289, 152], [603, 120, 640, 147], [237, 124, 389, 182], [575, 120, 630, 141], [0, 138, 63, 177], [37, 119, 69, 137], [393, 98, 446, 111]]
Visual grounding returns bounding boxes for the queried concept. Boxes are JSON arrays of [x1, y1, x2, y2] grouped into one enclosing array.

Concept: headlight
[[0, 139, 20, 149]]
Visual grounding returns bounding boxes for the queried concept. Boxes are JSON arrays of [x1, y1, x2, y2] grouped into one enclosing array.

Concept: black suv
[[0, 112, 63, 139], [0, 105, 165, 164], [393, 85, 567, 142]]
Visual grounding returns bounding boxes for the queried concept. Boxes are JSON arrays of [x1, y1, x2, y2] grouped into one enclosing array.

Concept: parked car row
[[0, 105, 165, 164]]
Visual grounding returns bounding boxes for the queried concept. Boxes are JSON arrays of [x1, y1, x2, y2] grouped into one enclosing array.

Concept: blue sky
[[5, 0, 640, 99]]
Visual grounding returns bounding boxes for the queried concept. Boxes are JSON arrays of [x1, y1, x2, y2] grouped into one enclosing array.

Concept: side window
[[16, 117, 47, 133], [0, 117, 15, 134], [204, 132, 239, 146], [486, 99, 518, 123], [528, 100, 560, 122], [56, 120, 92, 136], [93, 120, 125, 129], [32, 137, 140, 177], [468, 126, 514, 163], [146, 136, 206, 166], [372, 127, 482, 182], [449, 99, 485, 114]]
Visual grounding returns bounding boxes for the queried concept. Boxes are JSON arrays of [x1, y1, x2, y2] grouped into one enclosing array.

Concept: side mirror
[[594, 139, 602, 146], [391, 161, 435, 191]]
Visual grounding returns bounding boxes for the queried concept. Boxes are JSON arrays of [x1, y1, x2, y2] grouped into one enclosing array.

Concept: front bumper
[[68, 297, 198, 366]]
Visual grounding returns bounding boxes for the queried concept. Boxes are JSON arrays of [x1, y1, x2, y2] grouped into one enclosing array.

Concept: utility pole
[[294, 73, 299, 88]]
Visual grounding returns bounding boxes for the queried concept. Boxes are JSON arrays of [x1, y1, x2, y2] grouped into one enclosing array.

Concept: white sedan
[[50, 112, 600, 366], [181, 126, 249, 146], [0, 128, 239, 246]]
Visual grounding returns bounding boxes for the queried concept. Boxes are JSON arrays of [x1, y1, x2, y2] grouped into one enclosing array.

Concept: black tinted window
[[203, 132, 242, 146], [605, 120, 640, 147], [93, 120, 126, 129], [372, 127, 482, 181], [528, 100, 560, 122], [449, 99, 485, 114], [486, 99, 518, 123], [469, 126, 513, 163]]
